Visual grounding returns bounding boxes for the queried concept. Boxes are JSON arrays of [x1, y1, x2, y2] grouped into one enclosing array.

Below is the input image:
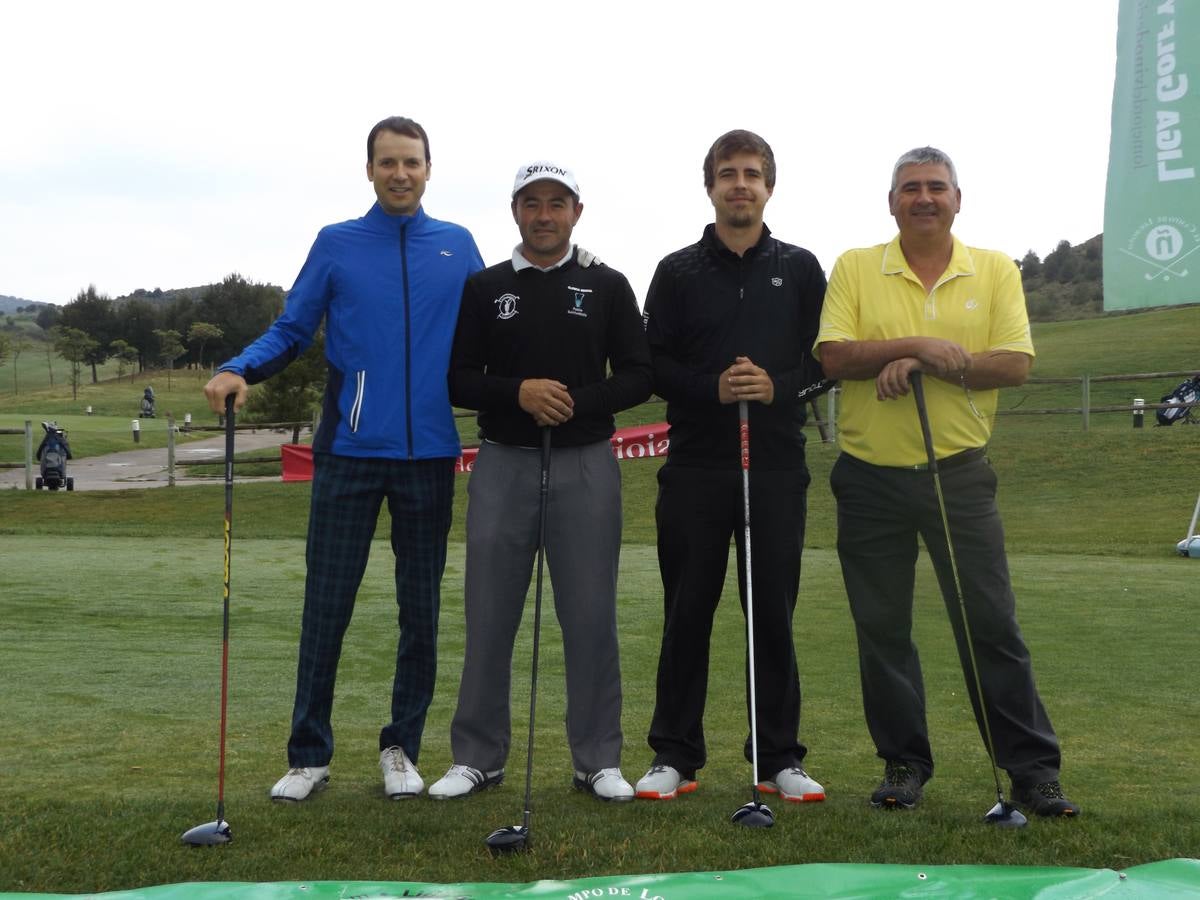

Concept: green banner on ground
[[5, 860, 1200, 900], [1104, 0, 1200, 310]]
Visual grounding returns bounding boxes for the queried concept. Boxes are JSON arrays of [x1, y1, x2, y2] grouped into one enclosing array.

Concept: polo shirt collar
[[511, 244, 575, 272], [701, 222, 773, 259], [881, 234, 976, 285]]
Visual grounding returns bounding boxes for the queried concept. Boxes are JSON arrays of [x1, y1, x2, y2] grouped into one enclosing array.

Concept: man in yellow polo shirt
[[815, 146, 1078, 819]]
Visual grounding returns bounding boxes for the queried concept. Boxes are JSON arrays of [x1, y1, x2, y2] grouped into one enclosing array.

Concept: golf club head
[[486, 825, 530, 855], [984, 800, 1028, 829], [181, 819, 232, 846], [731, 801, 775, 828]]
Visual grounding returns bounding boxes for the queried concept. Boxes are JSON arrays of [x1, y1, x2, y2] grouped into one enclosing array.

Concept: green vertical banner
[[1104, 0, 1200, 310]]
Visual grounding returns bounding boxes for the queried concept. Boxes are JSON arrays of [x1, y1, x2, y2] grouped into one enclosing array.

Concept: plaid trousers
[[287, 451, 455, 767]]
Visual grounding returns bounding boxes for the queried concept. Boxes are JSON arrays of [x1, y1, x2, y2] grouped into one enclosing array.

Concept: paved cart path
[[1, 429, 294, 491]]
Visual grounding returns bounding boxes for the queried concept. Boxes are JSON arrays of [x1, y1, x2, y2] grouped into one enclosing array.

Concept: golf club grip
[[224, 395, 236, 488], [909, 373, 938, 475], [796, 377, 836, 402]]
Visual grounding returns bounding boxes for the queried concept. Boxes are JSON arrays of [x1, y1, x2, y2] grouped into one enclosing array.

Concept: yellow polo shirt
[[816, 235, 1034, 466]]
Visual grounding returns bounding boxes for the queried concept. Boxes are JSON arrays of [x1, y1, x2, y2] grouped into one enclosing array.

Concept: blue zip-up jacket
[[219, 203, 484, 459]]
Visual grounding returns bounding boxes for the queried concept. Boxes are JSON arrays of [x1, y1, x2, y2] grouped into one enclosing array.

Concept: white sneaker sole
[[429, 772, 504, 801], [758, 781, 826, 803], [573, 776, 634, 802], [271, 775, 330, 803], [635, 780, 697, 800]]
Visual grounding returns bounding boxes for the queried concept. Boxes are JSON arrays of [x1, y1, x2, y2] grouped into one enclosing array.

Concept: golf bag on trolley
[[36, 421, 74, 491], [141, 385, 157, 418], [1156, 374, 1200, 426]]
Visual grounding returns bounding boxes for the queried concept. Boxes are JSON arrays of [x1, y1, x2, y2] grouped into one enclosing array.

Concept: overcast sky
[[2, 1, 1118, 308]]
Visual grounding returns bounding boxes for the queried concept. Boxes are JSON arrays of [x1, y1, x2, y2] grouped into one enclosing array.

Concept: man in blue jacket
[[203, 116, 484, 802]]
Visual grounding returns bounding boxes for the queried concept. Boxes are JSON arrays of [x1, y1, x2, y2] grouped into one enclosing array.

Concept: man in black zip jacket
[[432, 161, 651, 802], [635, 130, 829, 804]]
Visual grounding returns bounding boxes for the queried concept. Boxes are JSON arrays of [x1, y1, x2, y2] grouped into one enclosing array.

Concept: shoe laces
[[1034, 780, 1065, 799], [883, 761, 916, 785], [382, 747, 409, 773]]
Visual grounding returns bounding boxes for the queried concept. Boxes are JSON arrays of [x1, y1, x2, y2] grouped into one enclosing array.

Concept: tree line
[[1017, 234, 1103, 321], [0, 274, 328, 417], [22, 274, 284, 398]]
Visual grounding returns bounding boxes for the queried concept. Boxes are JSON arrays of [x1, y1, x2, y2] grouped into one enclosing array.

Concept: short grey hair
[[890, 147, 958, 191]]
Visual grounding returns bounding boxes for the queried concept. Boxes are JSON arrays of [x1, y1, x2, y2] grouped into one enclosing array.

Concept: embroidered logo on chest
[[494, 293, 519, 320], [567, 285, 592, 318]]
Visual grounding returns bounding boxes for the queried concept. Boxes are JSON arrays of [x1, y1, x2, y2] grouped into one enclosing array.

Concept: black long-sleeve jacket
[[644, 224, 826, 469], [449, 250, 652, 448]]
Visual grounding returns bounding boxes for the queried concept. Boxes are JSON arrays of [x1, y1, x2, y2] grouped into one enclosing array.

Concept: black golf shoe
[[870, 761, 924, 809], [1012, 780, 1080, 818]]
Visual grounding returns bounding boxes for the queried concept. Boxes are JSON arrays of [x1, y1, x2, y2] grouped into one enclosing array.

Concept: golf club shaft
[[521, 427, 552, 832], [217, 395, 235, 823], [909, 373, 1006, 804], [739, 401, 762, 800], [1186, 490, 1200, 541]]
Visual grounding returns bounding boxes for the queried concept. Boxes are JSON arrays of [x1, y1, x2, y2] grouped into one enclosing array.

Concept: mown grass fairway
[[1, 307, 1198, 893]]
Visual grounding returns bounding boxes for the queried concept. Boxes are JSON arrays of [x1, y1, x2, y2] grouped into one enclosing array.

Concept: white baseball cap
[[511, 161, 580, 199]]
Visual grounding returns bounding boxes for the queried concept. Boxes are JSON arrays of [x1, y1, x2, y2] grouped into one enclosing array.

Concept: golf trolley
[[140, 386, 157, 418], [35, 421, 74, 491]]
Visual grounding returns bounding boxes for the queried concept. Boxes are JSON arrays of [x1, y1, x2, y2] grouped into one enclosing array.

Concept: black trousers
[[648, 463, 810, 778], [830, 452, 1062, 788]]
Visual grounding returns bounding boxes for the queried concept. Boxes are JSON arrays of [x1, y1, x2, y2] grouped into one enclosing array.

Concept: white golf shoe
[[634, 764, 697, 800], [758, 766, 826, 802], [270, 766, 330, 802], [380, 746, 424, 799], [428, 764, 505, 799], [574, 768, 635, 802]]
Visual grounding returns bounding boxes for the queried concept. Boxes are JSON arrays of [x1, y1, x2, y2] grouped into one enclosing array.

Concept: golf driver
[[910, 372, 1026, 830], [730, 400, 775, 829], [181, 395, 237, 846], [486, 426, 552, 855]]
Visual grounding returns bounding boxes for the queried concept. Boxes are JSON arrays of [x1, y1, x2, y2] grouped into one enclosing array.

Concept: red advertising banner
[[280, 422, 671, 482]]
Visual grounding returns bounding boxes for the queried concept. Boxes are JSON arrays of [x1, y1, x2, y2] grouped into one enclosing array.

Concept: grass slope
[[0, 537, 1196, 892]]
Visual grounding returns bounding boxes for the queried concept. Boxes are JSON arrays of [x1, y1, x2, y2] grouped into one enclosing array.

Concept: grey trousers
[[449, 439, 624, 774], [830, 452, 1062, 788]]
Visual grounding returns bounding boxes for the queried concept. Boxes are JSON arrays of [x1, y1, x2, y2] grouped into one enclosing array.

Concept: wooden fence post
[[1081, 375, 1090, 432]]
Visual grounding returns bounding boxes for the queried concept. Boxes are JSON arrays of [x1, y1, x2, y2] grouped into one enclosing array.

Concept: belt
[[897, 446, 988, 472]]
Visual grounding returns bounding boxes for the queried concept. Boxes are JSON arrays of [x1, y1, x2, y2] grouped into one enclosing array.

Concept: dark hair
[[366, 116, 431, 164], [703, 129, 776, 190]]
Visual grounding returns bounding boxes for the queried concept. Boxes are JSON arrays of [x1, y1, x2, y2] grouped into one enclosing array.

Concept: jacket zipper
[[350, 370, 365, 432], [401, 223, 414, 459]]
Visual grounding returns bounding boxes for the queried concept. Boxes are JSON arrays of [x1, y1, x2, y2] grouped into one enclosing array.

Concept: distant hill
[[0, 295, 54, 314], [1, 283, 286, 314], [1018, 235, 1104, 321]]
